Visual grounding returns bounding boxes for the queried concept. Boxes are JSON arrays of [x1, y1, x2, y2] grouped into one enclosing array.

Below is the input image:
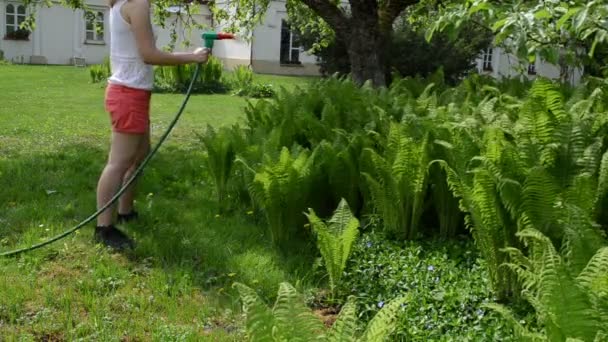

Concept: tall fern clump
[[199, 124, 245, 213], [486, 225, 608, 341], [305, 199, 360, 298], [234, 281, 407, 341], [312, 133, 370, 216], [431, 77, 608, 300], [362, 122, 431, 240], [248, 147, 316, 246]]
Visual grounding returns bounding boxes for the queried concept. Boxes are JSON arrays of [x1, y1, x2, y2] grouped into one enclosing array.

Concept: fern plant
[[199, 124, 244, 213], [486, 224, 608, 342], [305, 198, 360, 298], [362, 122, 431, 240], [249, 147, 316, 246], [234, 281, 407, 342]]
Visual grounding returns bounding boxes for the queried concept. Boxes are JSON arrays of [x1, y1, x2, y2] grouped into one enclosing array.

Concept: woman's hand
[[191, 48, 210, 64]]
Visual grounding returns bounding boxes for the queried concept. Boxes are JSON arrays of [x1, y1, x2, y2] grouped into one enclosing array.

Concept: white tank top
[[108, 0, 154, 90]]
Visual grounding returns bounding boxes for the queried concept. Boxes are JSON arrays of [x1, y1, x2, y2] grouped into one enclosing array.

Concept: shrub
[[89, 56, 111, 83], [229, 65, 276, 98], [154, 56, 229, 94], [231, 65, 254, 92]]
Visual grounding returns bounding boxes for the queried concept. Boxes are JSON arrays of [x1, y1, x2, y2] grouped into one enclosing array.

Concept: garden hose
[[0, 63, 202, 258]]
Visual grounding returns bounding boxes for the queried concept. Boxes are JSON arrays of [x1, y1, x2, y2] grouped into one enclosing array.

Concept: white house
[[0, 0, 320, 75], [0, 0, 584, 83], [474, 46, 583, 85], [210, 1, 320, 76], [0, 0, 211, 65]]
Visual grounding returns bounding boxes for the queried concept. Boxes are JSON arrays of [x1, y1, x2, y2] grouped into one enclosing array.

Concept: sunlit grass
[[0, 64, 315, 340]]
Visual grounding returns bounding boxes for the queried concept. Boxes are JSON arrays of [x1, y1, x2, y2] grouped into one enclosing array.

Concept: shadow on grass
[[0, 143, 319, 301]]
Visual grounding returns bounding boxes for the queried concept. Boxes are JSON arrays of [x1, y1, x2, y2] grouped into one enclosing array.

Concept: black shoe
[[117, 210, 139, 224], [94, 225, 135, 250]]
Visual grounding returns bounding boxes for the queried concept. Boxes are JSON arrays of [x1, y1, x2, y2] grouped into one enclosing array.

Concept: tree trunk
[[347, 4, 388, 87], [347, 30, 387, 87], [301, 0, 410, 87]]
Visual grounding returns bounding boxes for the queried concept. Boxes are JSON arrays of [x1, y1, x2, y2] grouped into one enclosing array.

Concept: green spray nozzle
[[202, 32, 236, 50]]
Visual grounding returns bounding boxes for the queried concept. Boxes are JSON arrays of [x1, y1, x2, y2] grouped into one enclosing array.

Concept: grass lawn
[[0, 64, 316, 340]]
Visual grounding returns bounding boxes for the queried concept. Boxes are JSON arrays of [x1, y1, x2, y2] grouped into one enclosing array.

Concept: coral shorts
[[104, 83, 152, 134]]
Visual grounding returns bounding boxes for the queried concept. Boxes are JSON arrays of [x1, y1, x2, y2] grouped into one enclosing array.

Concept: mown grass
[[0, 64, 316, 340]]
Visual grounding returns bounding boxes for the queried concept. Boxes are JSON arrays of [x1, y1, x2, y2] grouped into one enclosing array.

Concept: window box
[[280, 61, 303, 67], [84, 39, 105, 46], [4, 28, 30, 41]]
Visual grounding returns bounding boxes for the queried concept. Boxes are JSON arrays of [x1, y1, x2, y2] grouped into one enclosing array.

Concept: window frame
[[279, 19, 302, 65], [4, 3, 29, 41], [527, 61, 537, 75], [84, 10, 106, 45], [481, 48, 493, 72]]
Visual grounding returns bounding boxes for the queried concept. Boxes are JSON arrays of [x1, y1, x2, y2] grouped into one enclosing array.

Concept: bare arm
[[126, 0, 208, 65]]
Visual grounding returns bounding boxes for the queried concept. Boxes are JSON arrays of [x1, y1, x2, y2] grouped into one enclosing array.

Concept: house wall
[[212, 1, 320, 76], [0, 0, 210, 65], [0, 0, 34, 63], [474, 46, 583, 85]]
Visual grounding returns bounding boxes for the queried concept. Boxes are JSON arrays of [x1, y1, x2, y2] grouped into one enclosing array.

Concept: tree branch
[[378, 0, 416, 33], [299, 0, 350, 37]]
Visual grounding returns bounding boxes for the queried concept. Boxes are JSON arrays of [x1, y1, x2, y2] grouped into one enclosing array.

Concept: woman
[[95, 0, 209, 250]]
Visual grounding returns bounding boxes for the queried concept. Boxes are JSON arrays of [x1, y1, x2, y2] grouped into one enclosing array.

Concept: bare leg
[[118, 130, 150, 215], [96, 132, 145, 227]]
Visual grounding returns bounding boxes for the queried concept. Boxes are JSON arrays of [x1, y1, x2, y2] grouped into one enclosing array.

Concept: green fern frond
[[551, 119, 588, 187], [563, 174, 596, 218], [529, 78, 567, 121], [483, 303, 546, 341], [521, 167, 560, 241], [578, 138, 603, 176], [361, 296, 407, 342], [469, 169, 512, 294], [249, 147, 314, 246], [233, 282, 275, 341], [515, 228, 603, 341], [500, 246, 537, 292], [594, 151, 608, 221], [559, 205, 606, 275], [329, 200, 360, 268], [594, 330, 608, 342], [199, 124, 240, 212], [327, 297, 359, 342], [326, 134, 366, 212], [362, 123, 431, 240], [306, 199, 360, 296], [273, 282, 326, 341], [577, 247, 608, 291]]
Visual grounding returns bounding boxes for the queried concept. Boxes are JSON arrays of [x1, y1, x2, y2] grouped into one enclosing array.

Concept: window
[[6, 4, 26, 34], [481, 48, 493, 71], [85, 11, 104, 42], [280, 20, 301, 64], [527, 61, 537, 75]]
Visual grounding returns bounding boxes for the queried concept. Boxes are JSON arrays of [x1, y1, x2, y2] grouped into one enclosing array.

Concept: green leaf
[[534, 9, 552, 20], [556, 7, 582, 30]]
